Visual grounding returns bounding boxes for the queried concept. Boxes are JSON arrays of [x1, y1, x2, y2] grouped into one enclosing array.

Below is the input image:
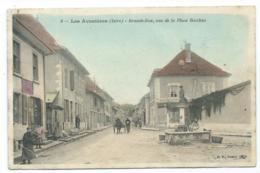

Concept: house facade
[[85, 78, 110, 130], [12, 14, 58, 150], [45, 46, 89, 136], [134, 93, 150, 126], [102, 92, 114, 125], [147, 43, 230, 128], [11, 14, 121, 146]]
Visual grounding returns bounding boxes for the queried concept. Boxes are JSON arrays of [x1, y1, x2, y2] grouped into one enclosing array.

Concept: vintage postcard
[[7, 7, 256, 169]]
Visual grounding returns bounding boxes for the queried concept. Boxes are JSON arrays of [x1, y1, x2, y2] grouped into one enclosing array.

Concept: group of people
[[21, 125, 44, 164], [113, 118, 131, 134], [133, 118, 142, 128]]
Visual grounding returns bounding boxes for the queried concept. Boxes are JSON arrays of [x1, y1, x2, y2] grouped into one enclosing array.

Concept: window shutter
[[13, 41, 20, 73], [13, 93, 20, 123], [22, 95, 28, 125], [33, 54, 39, 81], [70, 70, 74, 91], [28, 97, 34, 126], [65, 69, 68, 88], [18, 94, 22, 123]]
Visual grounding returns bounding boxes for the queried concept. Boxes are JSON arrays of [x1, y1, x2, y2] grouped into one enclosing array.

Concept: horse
[[115, 119, 124, 134]]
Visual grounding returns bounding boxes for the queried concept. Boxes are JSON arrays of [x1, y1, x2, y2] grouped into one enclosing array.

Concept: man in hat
[[21, 127, 36, 164], [125, 118, 131, 133]]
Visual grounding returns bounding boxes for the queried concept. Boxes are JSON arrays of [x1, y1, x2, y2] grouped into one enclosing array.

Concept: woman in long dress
[[21, 127, 36, 164]]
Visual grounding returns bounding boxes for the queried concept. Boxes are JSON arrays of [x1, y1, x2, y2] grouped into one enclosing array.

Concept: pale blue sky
[[36, 13, 249, 104]]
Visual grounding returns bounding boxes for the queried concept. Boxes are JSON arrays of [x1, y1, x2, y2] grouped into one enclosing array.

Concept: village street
[[28, 127, 252, 167]]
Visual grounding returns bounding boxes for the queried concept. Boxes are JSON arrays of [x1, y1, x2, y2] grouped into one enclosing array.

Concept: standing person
[[138, 119, 142, 128], [54, 120, 60, 140], [125, 118, 131, 133], [35, 125, 44, 149], [21, 127, 36, 164], [115, 118, 122, 134], [113, 119, 117, 133]]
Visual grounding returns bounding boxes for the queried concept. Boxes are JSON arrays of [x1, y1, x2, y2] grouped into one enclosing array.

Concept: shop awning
[[46, 92, 59, 103], [46, 92, 64, 110]]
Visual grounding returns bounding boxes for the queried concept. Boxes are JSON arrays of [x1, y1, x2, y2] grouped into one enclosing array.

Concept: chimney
[[185, 43, 192, 63]]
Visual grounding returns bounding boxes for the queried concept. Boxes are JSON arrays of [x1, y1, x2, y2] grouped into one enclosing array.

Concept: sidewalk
[[14, 125, 111, 163]]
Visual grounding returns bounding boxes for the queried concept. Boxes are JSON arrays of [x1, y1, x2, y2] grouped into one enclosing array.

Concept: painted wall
[[147, 75, 228, 128], [13, 34, 46, 140], [200, 82, 251, 133], [45, 52, 88, 131], [159, 76, 228, 100]]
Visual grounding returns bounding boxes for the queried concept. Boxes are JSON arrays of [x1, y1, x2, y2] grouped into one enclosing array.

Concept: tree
[[119, 104, 135, 117]]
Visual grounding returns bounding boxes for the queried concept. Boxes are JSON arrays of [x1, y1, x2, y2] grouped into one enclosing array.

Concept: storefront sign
[[22, 79, 33, 95]]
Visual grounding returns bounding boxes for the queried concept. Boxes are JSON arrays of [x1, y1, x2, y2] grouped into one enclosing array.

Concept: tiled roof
[[156, 50, 231, 77], [13, 14, 59, 52], [85, 79, 106, 100], [86, 79, 100, 93]]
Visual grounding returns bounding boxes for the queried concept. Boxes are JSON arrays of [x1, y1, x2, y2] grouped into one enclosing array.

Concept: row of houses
[[136, 43, 252, 133], [11, 14, 123, 151]]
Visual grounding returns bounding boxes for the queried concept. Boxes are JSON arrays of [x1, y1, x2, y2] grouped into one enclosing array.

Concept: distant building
[[85, 78, 107, 129], [112, 104, 126, 122], [134, 93, 150, 126], [12, 14, 58, 150], [146, 43, 230, 128], [102, 91, 114, 125]]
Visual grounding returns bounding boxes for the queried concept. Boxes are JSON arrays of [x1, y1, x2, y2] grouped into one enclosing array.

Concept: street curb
[[14, 126, 111, 163], [141, 127, 160, 131]]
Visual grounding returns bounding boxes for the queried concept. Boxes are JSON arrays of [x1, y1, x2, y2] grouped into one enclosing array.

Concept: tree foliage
[[119, 104, 135, 117]]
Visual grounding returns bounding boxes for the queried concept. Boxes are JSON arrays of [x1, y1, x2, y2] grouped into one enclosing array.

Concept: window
[[64, 99, 70, 122], [70, 101, 73, 122], [65, 69, 68, 88], [28, 97, 34, 126], [13, 93, 20, 123], [201, 82, 216, 94], [13, 41, 20, 74], [22, 95, 28, 125], [75, 103, 78, 116], [94, 97, 97, 107], [33, 97, 42, 126], [33, 53, 39, 81], [168, 84, 180, 98], [70, 70, 74, 91]]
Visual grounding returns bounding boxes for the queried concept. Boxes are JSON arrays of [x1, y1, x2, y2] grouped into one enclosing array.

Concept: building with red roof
[[146, 43, 231, 128]]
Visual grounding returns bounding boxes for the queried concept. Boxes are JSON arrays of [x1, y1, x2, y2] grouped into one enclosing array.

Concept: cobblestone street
[[24, 127, 252, 168]]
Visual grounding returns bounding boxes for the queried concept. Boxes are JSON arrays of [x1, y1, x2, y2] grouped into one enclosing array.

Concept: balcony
[[155, 97, 180, 104]]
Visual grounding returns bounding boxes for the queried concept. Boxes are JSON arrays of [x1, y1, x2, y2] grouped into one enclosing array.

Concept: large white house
[[45, 46, 89, 136], [146, 43, 231, 128], [12, 14, 58, 150]]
